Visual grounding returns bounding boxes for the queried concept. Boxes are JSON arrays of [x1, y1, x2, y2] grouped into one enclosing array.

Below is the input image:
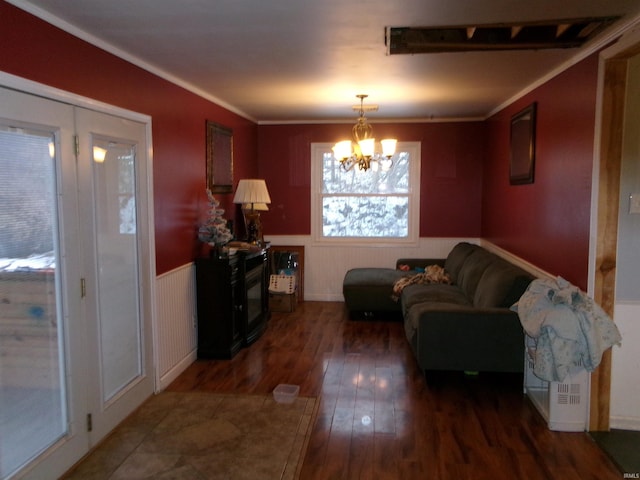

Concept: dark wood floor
[[167, 301, 622, 480]]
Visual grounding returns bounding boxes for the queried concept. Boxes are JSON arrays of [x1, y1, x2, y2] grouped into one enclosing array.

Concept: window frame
[[310, 141, 421, 246]]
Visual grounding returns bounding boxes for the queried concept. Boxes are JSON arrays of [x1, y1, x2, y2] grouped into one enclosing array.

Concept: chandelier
[[332, 94, 397, 172]]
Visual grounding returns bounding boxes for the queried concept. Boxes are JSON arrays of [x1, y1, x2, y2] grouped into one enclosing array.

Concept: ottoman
[[342, 268, 407, 319]]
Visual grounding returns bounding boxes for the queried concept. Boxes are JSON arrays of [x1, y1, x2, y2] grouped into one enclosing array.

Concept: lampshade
[[233, 179, 271, 205], [359, 138, 375, 157], [242, 202, 269, 211], [332, 140, 352, 160], [381, 139, 397, 157], [234, 179, 271, 245]]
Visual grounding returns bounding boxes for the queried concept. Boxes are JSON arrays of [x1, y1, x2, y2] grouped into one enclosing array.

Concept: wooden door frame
[[589, 31, 640, 431]]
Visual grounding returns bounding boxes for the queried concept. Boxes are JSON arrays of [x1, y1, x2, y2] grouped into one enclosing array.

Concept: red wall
[[257, 122, 485, 237], [482, 54, 599, 289], [1, 1, 602, 287], [0, 1, 258, 275]]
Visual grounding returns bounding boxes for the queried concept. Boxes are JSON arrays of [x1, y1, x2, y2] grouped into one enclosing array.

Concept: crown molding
[[487, 11, 640, 119], [5, 0, 257, 123]]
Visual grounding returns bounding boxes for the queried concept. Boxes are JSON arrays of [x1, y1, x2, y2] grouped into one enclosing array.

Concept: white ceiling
[[10, 0, 640, 123]]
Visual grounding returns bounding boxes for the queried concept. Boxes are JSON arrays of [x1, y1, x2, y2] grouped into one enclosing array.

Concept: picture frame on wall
[[206, 121, 233, 193], [509, 102, 537, 185]]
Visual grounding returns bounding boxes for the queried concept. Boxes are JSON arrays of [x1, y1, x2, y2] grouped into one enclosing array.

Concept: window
[[93, 138, 137, 235], [311, 142, 420, 244], [117, 149, 137, 234]]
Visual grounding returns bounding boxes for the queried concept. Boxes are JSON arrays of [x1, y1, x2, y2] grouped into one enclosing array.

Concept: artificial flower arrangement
[[198, 189, 233, 246]]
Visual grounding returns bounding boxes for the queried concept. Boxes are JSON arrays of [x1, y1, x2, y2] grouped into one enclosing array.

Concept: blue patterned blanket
[[512, 277, 622, 382]]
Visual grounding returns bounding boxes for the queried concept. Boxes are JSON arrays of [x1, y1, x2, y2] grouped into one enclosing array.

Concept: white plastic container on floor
[[273, 384, 299, 404]]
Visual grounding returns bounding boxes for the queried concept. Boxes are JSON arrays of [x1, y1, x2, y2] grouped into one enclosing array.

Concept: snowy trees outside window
[[313, 142, 420, 243]]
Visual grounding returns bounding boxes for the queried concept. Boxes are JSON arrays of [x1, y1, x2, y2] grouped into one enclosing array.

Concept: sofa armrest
[[408, 305, 524, 372], [396, 258, 445, 270]]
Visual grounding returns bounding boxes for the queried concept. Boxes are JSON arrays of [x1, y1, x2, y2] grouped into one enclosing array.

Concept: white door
[[75, 108, 154, 443], [0, 86, 86, 480], [0, 86, 154, 479]]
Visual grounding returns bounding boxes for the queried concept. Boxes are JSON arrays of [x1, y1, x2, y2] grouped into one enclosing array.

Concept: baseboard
[[157, 349, 197, 392], [305, 293, 344, 302], [610, 415, 640, 431]]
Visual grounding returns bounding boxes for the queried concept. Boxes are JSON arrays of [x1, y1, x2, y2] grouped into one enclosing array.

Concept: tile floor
[[591, 429, 640, 476], [62, 392, 317, 480]]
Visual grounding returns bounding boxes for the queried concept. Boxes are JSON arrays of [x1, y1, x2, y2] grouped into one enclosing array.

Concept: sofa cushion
[[443, 242, 478, 283], [473, 261, 522, 308], [343, 267, 407, 287], [457, 248, 494, 300], [502, 272, 534, 308], [401, 283, 471, 316], [343, 268, 408, 313]]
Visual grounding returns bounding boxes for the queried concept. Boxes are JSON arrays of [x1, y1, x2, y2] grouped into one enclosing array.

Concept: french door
[[0, 86, 154, 479]]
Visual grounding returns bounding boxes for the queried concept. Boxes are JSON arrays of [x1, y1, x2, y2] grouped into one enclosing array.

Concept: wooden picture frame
[[206, 121, 233, 193], [509, 102, 537, 185]]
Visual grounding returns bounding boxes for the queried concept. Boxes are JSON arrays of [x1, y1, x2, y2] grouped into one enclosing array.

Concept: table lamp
[[233, 179, 271, 244]]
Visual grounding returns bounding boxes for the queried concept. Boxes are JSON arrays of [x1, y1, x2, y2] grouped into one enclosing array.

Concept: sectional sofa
[[343, 242, 535, 374]]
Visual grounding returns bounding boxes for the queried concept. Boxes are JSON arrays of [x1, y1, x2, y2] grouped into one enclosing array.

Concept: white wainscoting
[[611, 301, 640, 430], [265, 235, 479, 301], [155, 262, 197, 391]]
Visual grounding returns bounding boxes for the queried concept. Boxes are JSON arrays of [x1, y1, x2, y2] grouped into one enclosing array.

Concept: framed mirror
[[509, 102, 537, 185], [206, 121, 233, 193]]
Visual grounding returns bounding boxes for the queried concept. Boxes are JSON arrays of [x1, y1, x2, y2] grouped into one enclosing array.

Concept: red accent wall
[[257, 122, 485, 237], [482, 54, 599, 289], [0, 1, 258, 275], [1, 1, 602, 287]]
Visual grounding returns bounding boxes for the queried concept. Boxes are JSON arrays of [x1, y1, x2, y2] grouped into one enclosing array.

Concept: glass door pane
[[92, 138, 142, 402], [0, 126, 67, 478], [75, 107, 152, 445]]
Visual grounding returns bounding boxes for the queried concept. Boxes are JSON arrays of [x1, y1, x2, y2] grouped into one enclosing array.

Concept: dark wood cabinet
[[195, 248, 269, 359]]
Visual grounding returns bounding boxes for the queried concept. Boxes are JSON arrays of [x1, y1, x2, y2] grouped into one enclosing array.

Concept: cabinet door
[[231, 273, 244, 347], [195, 258, 242, 359]]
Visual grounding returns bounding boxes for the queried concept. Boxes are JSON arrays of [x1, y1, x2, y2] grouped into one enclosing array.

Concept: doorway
[[590, 33, 640, 431], [0, 85, 155, 479]]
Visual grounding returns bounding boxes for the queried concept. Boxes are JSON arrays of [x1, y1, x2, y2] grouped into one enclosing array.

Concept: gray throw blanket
[[512, 277, 621, 382]]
